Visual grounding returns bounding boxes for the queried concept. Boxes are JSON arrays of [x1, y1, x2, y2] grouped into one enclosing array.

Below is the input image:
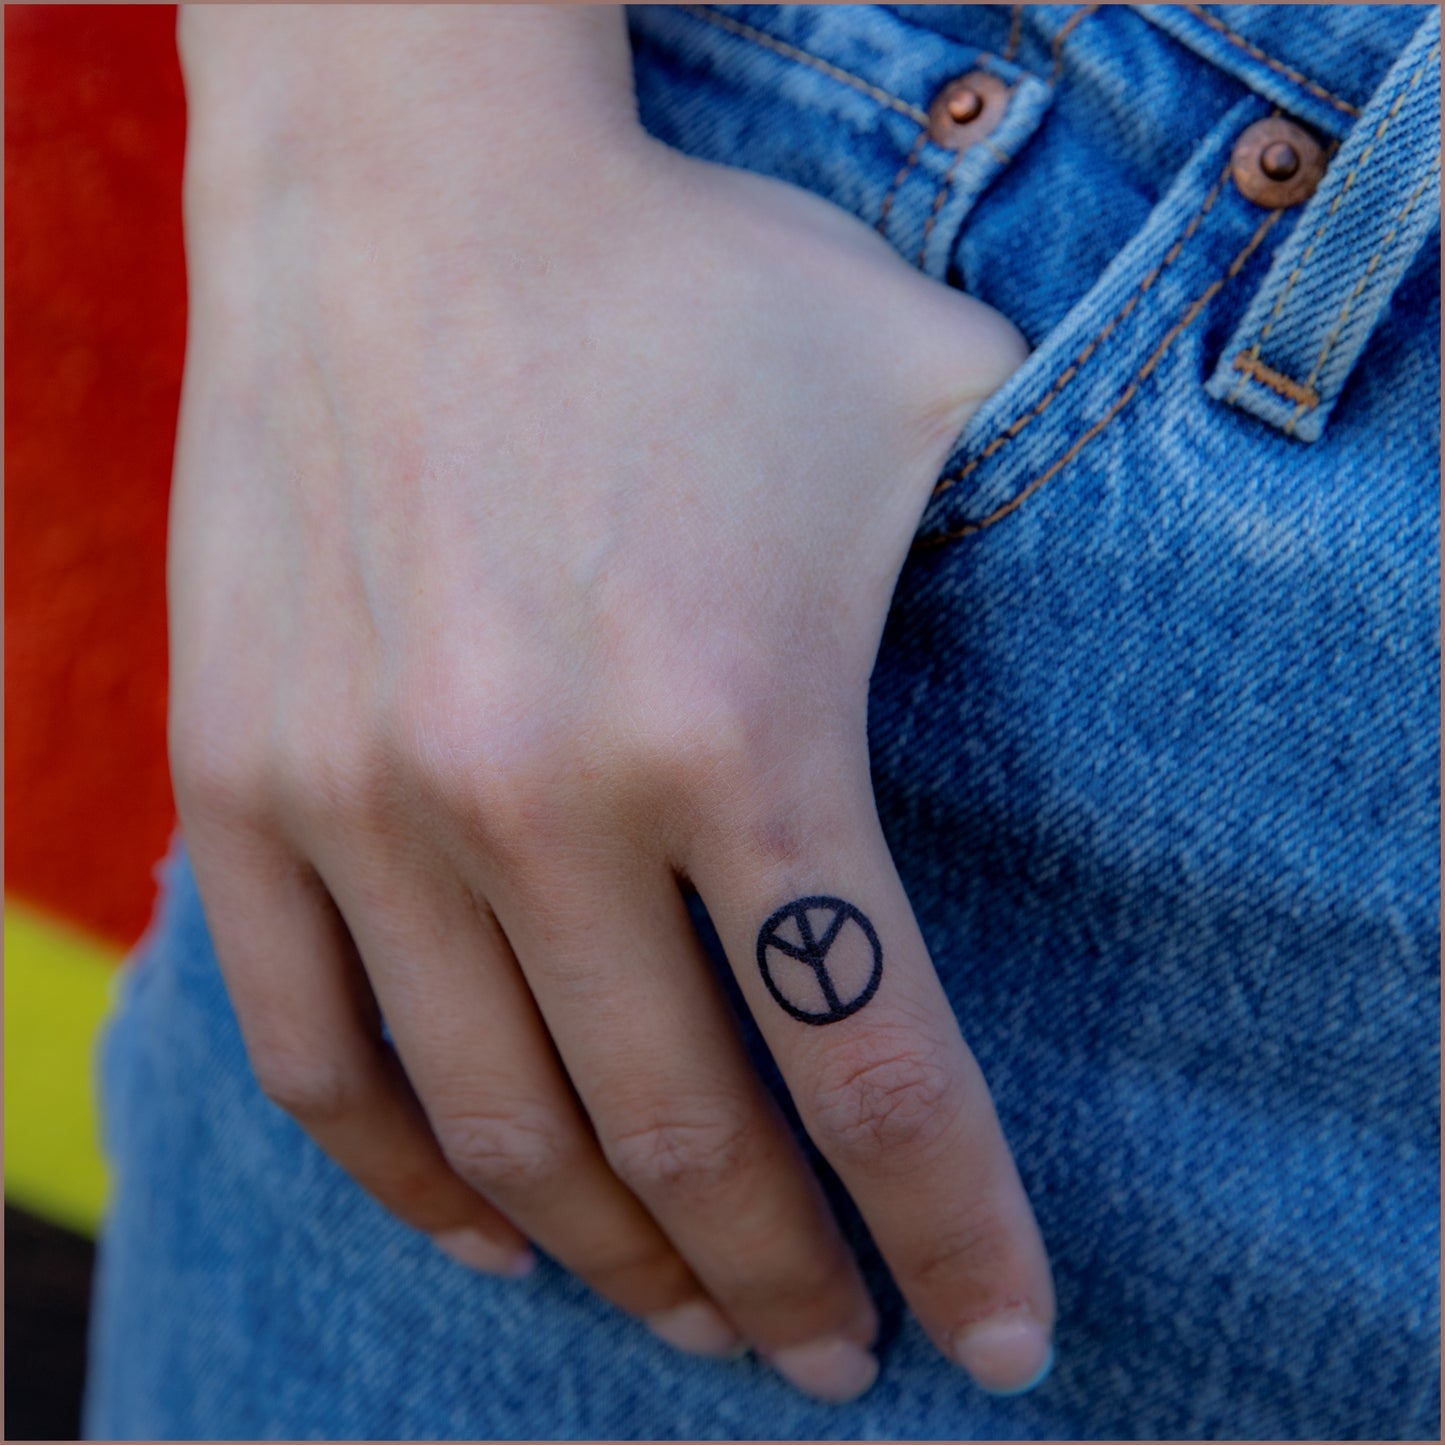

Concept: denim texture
[[86, 6, 1440, 1439], [1205, 8, 1441, 441]]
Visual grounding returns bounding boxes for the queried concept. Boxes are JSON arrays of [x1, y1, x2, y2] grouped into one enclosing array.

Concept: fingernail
[[431, 1228, 536, 1279], [645, 1299, 745, 1357], [951, 1315, 1054, 1395], [768, 1338, 879, 1403]]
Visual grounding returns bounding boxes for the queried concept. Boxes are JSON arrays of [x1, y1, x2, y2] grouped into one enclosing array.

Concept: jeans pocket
[[914, 91, 1289, 548], [628, 4, 1053, 282]]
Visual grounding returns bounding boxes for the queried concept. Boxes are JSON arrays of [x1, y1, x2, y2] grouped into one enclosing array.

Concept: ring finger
[[309, 839, 744, 1358]]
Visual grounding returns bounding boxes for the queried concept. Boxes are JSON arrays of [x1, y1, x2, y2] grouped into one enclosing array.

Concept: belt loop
[[1205, 7, 1441, 442]]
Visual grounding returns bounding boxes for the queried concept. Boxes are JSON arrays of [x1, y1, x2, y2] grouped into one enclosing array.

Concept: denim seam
[[931, 154, 1236, 502], [1226, 38, 1438, 411], [1051, 4, 1104, 85], [918, 199, 1283, 546], [676, 5, 930, 124], [678, 6, 1024, 264], [1172, 2, 1361, 118], [876, 129, 930, 237], [910, 59, 1018, 266], [916, 147, 972, 267], [1229, 353, 1319, 408], [1222, 154, 1343, 404], [1004, 3, 1025, 62], [1285, 148, 1441, 431], [876, 106, 1015, 264]]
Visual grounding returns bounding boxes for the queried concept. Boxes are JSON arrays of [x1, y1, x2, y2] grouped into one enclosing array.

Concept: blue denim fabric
[[1205, 8, 1441, 441], [85, 5, 1440, 1439]]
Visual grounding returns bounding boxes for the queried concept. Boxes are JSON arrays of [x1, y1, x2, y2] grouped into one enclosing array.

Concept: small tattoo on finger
[[756, 895, 882, 1026]]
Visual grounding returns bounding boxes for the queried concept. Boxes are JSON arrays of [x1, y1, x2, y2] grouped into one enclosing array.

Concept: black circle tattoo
[[756, 896, 882, 1026]]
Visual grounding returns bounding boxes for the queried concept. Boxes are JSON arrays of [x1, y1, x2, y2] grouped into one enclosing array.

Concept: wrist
[[179, 6, 651, 221]]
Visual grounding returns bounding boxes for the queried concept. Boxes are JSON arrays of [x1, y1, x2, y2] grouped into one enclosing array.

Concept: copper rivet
[[928, 72, 1011, 149], [1259, 140, 1300, 181], [946, 88, 983, 124], [1230, 116, 1326, 209]]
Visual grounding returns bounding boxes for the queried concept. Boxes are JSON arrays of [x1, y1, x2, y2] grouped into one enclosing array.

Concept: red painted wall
[[6, 5, 186, 946]]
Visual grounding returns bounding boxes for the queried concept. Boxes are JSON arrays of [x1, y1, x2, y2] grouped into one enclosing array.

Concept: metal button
[[1259, 141, 1300, 180], [928, 72, 1010, 149], [1232, 117, 1326, 208], [947, 89, 983, 124]]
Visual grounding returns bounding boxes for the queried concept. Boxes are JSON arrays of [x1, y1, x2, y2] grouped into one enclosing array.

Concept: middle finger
[[488, 848, 883, 1402]]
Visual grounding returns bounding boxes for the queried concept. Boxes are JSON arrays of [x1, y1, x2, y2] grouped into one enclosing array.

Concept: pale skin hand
[[172, 5, 1056, 1403]]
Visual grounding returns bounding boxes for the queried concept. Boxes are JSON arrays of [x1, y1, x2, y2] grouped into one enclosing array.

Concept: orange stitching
[[1283, 144, 1442, 433], [1224, 132, 1344, 404], [932, 155, 1235, 500], [1004, 3, 1025, 62], [678, 5, 929, 124], [916, 148, 970, 268], [1051, 4, 1102, 84], [1229, 41, 1436, 410], [1230, 353, 1320, 407], [912, 53, 1014, 270], [913, 135, 1015, 268], [1174, 3, 1359, 117], [1297, 147, 1441, 394], [876, 130, 929, 238], [918, 205, 1283, 546]]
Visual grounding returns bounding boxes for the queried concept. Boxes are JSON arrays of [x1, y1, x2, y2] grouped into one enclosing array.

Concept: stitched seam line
[[916, 150, 967, 267], [1004, 4, 1024, 61], [1230, 353, 1319, 406], [1220, 104, 1295, 404], [678, 5, 929, 124], [1297, 148, 1442, 393], [681, 7, 1019, 269], [932, 155, 1235, 500], [1281, 147, 1441, 432], [876, 130, 929, 238], [1174, 2, 1359, 117], [1283, 153, 1439, 433], [919, 203, 1282, 547], [912, 52, 1015, 269], [1226, 81, 1412, 407], [1227, 39, 1438, 410], [1052, 4, 1102, 85], [916, 148, 971, 267]]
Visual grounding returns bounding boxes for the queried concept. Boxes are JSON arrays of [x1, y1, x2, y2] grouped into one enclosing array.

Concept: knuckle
[[459, 764, 565, 857], [169, 711, 263, 824], [635, 689, 856, 864], [386, 683, 478, 807], [394, 688, 571, 854], [809, 1037, 958, 1166], [434, 1107, 570, 1195], [603, 1102, 757, 1202], [250, 1045, 361, 1124], [660, 693, 768, 798], [273, 731, 388, 832], [609, 672, 768, 802]]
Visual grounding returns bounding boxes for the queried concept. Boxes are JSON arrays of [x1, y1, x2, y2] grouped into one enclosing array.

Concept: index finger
[[690, 778, 1057, 1396]]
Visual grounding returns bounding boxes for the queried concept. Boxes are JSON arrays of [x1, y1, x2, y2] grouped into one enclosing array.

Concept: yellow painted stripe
[[4, 898, 122, 1236]]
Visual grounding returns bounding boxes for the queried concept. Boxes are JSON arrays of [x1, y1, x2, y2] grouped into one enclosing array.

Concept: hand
[[170, 7, 1054, 1403]]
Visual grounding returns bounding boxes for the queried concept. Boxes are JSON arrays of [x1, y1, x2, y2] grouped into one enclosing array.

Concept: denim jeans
[[85, 5, 1440, 1438]]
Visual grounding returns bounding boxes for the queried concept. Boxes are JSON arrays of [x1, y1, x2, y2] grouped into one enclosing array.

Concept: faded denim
[[86, 5, 1441, 1439]]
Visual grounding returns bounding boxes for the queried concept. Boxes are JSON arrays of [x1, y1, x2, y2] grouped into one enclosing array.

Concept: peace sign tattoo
[[756, 896, 883, 1026]]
